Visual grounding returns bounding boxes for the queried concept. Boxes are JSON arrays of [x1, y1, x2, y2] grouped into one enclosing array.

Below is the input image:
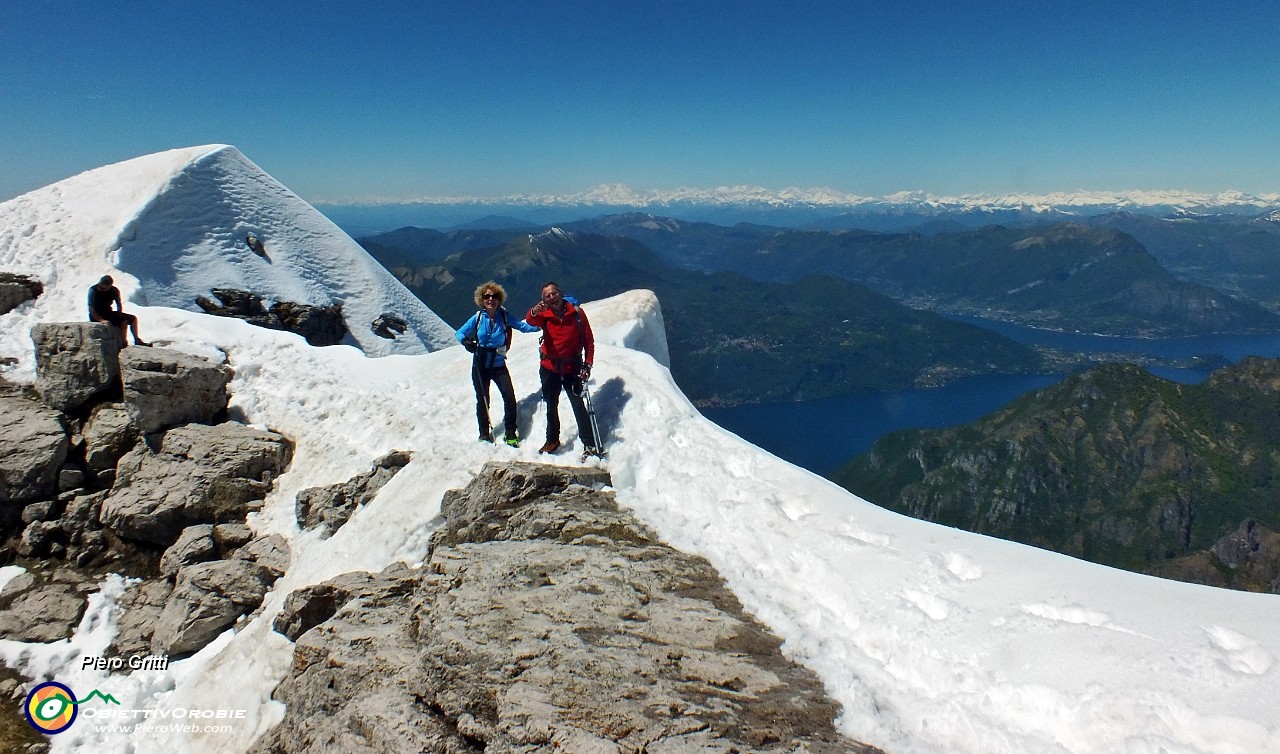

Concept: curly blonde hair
[[473, 281, 506, 308]]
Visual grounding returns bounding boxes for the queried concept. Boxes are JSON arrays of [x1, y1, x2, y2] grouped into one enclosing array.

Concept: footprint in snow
[[938, 551, 983, 581], [1204, 625, 1274, 675]]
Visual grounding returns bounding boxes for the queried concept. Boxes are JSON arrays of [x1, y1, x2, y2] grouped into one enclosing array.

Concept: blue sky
[[3, 0, 1278, 202]]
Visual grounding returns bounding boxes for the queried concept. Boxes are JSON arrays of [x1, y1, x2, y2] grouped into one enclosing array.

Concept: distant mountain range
[[362, 227, 1046, 406], [1083, 211, 1280, 312], [559, 215, 1280, 337], [318, 187, 1280, 235]]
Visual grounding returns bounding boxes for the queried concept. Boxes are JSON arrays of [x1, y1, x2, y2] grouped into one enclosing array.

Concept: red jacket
[[526, 301, 594, 375]]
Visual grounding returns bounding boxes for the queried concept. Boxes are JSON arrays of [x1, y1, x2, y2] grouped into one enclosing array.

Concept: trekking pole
[[472, 353, 491, 436], [581, 378, 604, 455]]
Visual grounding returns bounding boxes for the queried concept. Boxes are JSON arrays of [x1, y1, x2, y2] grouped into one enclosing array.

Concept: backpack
[[467, 308, 513, 368]]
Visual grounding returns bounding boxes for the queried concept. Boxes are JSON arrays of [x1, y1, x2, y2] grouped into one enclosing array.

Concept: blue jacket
[[455, 307, 539, 368]]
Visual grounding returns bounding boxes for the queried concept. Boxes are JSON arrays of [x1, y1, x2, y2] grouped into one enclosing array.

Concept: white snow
[[1, 148, 1278, 754], [0, 144, 454, 383]]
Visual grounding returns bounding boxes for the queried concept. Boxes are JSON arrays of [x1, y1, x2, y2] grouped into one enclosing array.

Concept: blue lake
[[702, 321, 1280, 476]]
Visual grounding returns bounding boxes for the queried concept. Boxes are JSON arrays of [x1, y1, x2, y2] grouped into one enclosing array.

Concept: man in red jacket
[[526, 281, 597, 455]]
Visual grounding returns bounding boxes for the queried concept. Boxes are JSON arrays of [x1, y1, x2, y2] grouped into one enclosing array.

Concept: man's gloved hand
[[462, 339, 477, 353], [578, 364, 592, 381]]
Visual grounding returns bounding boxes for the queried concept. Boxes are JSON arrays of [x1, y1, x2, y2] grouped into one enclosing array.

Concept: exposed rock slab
[[255, 462, 878, 754], [119, 347, 233, 433], [151, 559, 274, 657], [295, 450, 411, 536], [0, 393, 68, 502], [31, 322, 120, 412], [195, 288, 348, 347], [100, 422, 292, 546], [0, 272, 43, 314], [107, 578, 175, 658], [82, 403, 138, 474], [0, 568, 96, 643]]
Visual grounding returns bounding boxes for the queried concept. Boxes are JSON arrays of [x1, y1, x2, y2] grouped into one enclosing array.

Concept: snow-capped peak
[[326, 184, 1280, 216], [0, 145, 455, 379]]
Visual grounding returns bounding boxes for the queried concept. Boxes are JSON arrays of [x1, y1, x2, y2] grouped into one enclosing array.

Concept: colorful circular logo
[[24, 681, 78, 734]]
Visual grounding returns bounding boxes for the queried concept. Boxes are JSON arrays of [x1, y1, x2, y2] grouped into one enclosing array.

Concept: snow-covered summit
[[0, 145, 454, 380], [1, 150, 1278, 754]]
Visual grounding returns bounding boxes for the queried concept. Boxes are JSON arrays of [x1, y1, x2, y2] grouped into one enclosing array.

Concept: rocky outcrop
[[100, 423, 292, 547], [0, 568, 97, 643], [0, 393, 68, 502], [31, 323, 121, 411], [1149, 520, 1280, 593], [371, 313, 408, 340], [82, 402, 138, 478], [294, 450, 411, 536], [119, 348, 233, 433], [195, 288, 348, 346], [107, 578, 174, 658], [256, 462, 878, 754], [151, 558, 276, 657], [1, 321, 297, 668], [108, 530, 290, 659], [0, 272, 43, 314]]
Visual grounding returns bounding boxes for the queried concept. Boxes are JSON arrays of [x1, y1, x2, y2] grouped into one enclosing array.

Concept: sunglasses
[[482, 293, 499, 300]]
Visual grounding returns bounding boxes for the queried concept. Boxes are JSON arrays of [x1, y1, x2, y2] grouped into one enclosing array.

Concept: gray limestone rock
[[151, 559, 275, 657], [0, 273, 43, 315], [434, 461, 611, 548], [294, 450, 412, 536], [20, 500, 58, 524], [233, 533, 291, 578], [272, 567, 416, 643], [18, 520, 65, 558], [31, 322, 121, 411], [213, 523, 254, 550], [371, 314, 408, 340], [100, 422, 292, 547], [57, 465, 86, 492], [254, 462, 879, 754], [159, 525, 218, 577], [0, 393, 68, 502], [107, 578, 175, 659], [1211, 519, 1280, 593], [82, 403, 139, 473], [119, 348, 233, 433], [195, 289, 348, 347], [0, 568, 95, 643]]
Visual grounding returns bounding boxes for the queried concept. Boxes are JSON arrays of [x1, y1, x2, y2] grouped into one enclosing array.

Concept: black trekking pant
[[540, 366, 596, 447], [472, 363, 519, 439]]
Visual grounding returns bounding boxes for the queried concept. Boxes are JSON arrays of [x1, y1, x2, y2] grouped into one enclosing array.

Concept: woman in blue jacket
[[455, 281, 540, 445]]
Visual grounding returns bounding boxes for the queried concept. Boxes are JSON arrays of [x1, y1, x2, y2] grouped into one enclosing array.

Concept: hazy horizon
[[5, 1, 1279, 204]]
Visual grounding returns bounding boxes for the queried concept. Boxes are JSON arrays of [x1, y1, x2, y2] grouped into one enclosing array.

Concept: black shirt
[[88, 284, 120, 319]]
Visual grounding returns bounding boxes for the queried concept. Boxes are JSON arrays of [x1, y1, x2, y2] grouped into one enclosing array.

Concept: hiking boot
[[134, 340, 151, 347], [504, 434, 520, 448], [582, 445, 601, 457], [538, 439, 560, 454], [479, 432, 494, 443]]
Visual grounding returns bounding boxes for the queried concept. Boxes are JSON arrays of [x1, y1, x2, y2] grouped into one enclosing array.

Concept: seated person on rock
[[88, 275, 148, 347]]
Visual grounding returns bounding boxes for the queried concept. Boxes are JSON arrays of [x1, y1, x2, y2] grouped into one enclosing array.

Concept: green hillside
[[833, 357, 1280, 591]]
